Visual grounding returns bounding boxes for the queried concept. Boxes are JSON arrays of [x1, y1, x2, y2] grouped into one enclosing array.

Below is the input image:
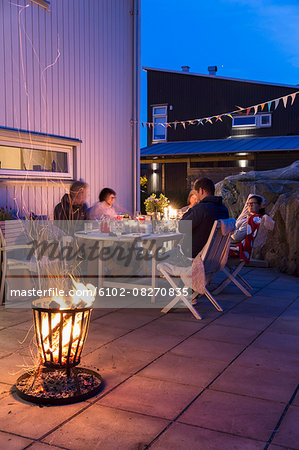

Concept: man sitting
[[54, 181, 88, 221], [164, 177, 229, 267]]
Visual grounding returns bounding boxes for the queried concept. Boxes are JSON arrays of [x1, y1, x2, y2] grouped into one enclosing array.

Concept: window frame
[[0, 130, 76, 179], [152, 105, 168, 142], [232, 113, 272, 129]]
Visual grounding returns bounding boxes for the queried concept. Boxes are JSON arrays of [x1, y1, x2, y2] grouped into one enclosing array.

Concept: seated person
[[180, 189, 198, 214], [230, 195, 264, 263], [54, 181, 88, 221], [89, 187, 117, 219], [164, 178, 229, 267], [231, 194, 265, 244]]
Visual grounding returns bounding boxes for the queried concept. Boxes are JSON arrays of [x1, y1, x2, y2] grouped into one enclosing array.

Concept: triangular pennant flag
[[236, 105, 244, 111], [261, 103, 265, 111], [246, 107, 251, 116], [166, 123, 172, 128], [274, 99, 280, 109], [174, 122, 178, 130], [254, 105, 258, 115], [216, 115, 223, 122], [290, 93, 297, 105], [181, 122, 186, 129], [282, 96, 288, 108], [227, 114, 233, 119], [267, 101, 272, 111], [207, 117, 213, 124]]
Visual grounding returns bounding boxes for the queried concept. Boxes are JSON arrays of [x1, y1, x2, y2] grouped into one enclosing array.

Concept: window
[[232, 114, 271, 128], [152, 106, 167, 142], [0, 130, 76, 179]]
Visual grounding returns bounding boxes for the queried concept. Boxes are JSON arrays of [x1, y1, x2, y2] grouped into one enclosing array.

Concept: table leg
[[97, 241, 104, 289], [151, 240, 157, 304]]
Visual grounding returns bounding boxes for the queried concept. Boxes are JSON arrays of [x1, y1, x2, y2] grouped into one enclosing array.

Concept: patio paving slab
[[98, 375, 200, 420], [0, 430, 33, 450], [114, 327, 184, 353], [244, 294, 295, 307], [215, 312, 273, 330], [138, 353, 225, 387], [0, 352, 38, 385], [292, 389, 299, 407], [43, 403, 169, 449], [192, 323, 259, 345], [229, 303, 286, 318], [170, 337, 244, 363], [280, 302, 299, 321], [254, 287, 299, 300], [268, 318, 299, 336], [234, 347, 299, 373], [150, 422, 267, 450], [82, 322, 131, 355], [179, 390, 284, 441], [0, 393, 86, 440], [252, 331, 299, 354], [272, 405, 299, 449], [211, 364, 298, 403], [92, 309, 160, 330], [81, 341, 161, 379], [0, 327, 35, 358]]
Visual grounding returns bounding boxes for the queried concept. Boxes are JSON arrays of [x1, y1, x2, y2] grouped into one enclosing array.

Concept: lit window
[[0, 130, 76, 179], [232, 114, 271, 129], [152, 106, 167, 142]]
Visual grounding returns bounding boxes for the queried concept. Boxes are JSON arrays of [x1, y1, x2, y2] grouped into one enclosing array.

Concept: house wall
[[0, 0, 139, 217], [147, 70, 299, 146]]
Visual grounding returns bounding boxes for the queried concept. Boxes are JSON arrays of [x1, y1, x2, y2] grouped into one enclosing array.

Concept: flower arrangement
[[0, 206, 14, 221], [140, 175, 147, 191], [144, 193, 169, 214]]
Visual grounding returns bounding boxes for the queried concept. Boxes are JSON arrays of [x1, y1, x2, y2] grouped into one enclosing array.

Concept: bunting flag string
[[141, 89, 299, 129]]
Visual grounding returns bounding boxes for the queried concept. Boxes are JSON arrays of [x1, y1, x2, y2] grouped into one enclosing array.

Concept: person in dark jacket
[[162, 178, 228, 267], [180, 178, 229, 258], [54, 181, 88, 221]]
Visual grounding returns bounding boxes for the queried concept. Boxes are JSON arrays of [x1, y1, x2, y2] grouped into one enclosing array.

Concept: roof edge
[[143, 67, 299, 90]]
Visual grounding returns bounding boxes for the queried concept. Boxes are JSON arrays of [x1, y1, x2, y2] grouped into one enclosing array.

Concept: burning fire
[[33, 279, 96, 367]]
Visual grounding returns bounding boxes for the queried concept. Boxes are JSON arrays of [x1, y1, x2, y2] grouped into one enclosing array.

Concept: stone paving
[[0, 267, 298, 449]]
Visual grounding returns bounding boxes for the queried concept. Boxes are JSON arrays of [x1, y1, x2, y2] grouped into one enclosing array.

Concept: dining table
[[74, 230, 183, 303]]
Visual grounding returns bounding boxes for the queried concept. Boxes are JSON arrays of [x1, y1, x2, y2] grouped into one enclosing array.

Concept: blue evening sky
[[140, 0, 299, 147]]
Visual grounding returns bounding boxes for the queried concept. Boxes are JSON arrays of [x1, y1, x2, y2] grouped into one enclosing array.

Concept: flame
[[36, 279, 95, 366]]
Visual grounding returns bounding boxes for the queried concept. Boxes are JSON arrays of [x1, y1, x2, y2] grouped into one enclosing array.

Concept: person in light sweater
[[89, 187, 117, 219]]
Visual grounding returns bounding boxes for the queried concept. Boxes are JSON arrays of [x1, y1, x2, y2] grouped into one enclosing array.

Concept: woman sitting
[[230, 195, 265, 263], [180, 189, 199, 214], [89, 187, 117, 219], [231, 194, 265, 244]]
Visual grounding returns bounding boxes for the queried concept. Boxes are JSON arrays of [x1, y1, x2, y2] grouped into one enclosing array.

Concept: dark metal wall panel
[[147, 70, 299, 146], [254, 151, 299, 171]]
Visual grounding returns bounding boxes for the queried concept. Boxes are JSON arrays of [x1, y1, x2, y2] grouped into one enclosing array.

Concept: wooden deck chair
[[0, 219, 67, 305], [0, 220, 42, 305], [213, 214, 275, 297], [157, 218, 236, 319]]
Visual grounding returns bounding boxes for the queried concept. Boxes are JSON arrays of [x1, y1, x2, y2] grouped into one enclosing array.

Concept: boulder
[[216, 161, 299, 276]]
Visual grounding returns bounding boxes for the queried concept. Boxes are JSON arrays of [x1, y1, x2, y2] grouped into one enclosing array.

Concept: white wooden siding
[[0, 0, 138, 218]]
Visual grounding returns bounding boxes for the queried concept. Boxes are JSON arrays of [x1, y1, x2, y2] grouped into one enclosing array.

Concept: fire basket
[[15, 297, 103, 405]]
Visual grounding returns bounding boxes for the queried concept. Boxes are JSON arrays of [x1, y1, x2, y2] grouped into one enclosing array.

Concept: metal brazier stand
[[15, 299, 103, 405]]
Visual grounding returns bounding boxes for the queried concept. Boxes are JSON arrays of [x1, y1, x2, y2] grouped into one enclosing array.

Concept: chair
[[213, 214, 275, 297], [157, 218, 236, 319], [0, 219, 67, 305]]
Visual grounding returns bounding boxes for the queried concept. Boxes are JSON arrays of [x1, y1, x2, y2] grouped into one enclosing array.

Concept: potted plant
[[144, 193, 169, 220]]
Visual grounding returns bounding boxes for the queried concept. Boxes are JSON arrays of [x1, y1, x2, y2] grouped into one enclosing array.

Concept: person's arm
[[180, 204, 205, 231]]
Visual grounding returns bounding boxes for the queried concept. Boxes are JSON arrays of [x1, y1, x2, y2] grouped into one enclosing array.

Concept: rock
[[216, 161, 299, 276]]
